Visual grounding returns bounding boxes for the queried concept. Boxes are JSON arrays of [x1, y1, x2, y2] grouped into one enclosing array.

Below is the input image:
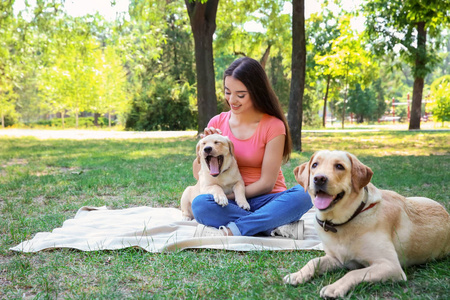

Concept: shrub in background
[[125, 76, 197, 131]]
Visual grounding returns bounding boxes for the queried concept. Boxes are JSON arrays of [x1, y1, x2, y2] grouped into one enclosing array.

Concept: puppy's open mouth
[[206, 155, 224, 177], [314, 190, 345, 211]]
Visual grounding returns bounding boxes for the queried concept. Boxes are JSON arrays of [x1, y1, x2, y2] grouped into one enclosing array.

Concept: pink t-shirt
[[208, 111, 287, 193]]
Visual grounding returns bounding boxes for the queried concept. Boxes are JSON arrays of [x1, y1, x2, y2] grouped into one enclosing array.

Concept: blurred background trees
[[1, 0, 449, 130]]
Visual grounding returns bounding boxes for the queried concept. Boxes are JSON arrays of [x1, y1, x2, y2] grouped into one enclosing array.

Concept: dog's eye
[[336, 164, 345, 170], [312, 162, 318, 168]]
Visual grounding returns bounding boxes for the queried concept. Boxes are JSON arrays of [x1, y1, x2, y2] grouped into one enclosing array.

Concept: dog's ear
[[225, 136, 235, 157], [196, 140, 202, 164], [294, 152, 316, 191], [294, 163, 309, 191], [347, 152, 373, 191]]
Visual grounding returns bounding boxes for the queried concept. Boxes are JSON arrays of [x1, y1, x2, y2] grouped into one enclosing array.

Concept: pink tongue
[[209, 157, 220, 176], [314, 193, 335, 210]]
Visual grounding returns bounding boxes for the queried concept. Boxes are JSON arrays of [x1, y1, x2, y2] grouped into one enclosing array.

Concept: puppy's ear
[[196, 141, 202, 164], [347, 153, 373, 191], [225, 136, 235, 157]]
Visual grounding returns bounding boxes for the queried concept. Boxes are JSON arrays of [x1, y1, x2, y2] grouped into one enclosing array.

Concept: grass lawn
[[0, 130, 449, 299]]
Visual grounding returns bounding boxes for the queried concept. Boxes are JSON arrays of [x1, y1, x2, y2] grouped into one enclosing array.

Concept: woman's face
[[224, 76, 255, 115]]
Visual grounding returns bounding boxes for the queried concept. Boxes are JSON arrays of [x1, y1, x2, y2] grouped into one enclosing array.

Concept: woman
[[191, 57, 312, 238]]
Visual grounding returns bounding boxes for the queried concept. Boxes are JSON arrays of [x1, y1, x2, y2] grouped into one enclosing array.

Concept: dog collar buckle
[[316, 217, 338, 233]]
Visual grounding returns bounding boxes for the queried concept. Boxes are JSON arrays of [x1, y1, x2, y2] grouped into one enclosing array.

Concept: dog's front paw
[[236, 199, 250, 210], [283, 272, 303, 286], [320, 284, 347, 299], [213, 193, 228, 207]]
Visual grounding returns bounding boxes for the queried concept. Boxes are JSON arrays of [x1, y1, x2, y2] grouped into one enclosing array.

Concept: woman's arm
[[242, 134, 285, 199]]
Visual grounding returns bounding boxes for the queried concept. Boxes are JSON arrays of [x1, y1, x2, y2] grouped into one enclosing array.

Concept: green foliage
[[125, 77, 197, 131], [302, 88, 322, 126], [372, 78, 388, 119], [215, 0, 292, 65], [305, 5, 342, 124], [2, 112, 18, 127], [429, 75, 450, 123], [348, 84, 379, 123], [0, 1, 22, 125], [364, 0, 449, 79], [3, 0, 450, 130], [122, 0, 196, 130], [314, 13, 378, 126], [26, 116, 112, 128], [268, 54, 290, 111]]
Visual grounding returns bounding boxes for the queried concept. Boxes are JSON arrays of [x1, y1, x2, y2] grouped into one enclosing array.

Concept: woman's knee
[[288, 185, 313, 211], [191, 194, 215, 221]]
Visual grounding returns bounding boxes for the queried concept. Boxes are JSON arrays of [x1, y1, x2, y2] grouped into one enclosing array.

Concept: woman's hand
[[200, 127, 222, 138]]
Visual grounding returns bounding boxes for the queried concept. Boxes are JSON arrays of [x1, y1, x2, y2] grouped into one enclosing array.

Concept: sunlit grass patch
[[0, 130, 449, 299]]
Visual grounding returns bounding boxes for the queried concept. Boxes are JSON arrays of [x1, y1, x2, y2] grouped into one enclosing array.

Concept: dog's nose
[[204, 146, 212, 154], [314, 175, 327, 186]]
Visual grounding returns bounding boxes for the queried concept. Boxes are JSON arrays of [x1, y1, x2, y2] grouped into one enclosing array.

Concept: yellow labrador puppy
[[180, 134, 249, 221], [284, 150, 450, 298]]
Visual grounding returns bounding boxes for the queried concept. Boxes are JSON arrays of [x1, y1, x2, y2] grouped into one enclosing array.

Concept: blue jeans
[[191, 184, 313, 236]]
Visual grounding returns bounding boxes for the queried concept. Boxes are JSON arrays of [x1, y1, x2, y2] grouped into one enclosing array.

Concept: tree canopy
[[1, 0, 449, 130]]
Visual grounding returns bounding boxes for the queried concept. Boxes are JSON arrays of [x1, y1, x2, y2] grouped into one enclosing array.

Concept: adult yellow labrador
[[284, 150, 450, 298], [180, 134, 249, 221]]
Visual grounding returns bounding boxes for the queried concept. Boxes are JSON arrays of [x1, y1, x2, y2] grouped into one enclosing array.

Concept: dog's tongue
[[209, 157, 220, 176], [315, 192, 335, 210]]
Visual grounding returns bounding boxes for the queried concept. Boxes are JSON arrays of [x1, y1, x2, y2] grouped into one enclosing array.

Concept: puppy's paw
[[213, 193, 228, 207], [181, 215, 194, 221], [320, 284, 347, 299], [236, 199, 250, 210]]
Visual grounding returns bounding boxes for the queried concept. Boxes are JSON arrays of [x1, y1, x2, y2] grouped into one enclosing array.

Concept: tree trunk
[[342, 57, 349, 129], [185, 0, 219, 133], [409, 22, 426, 130], [342, 87, 347, 129], [260, 44, 271, 70], [1, 112, 4, 128], [322, 74, 331, 127], [94, 113, 100, 126], [61, 111, 65, 129], [75, 109, 79, 128], [288, 0, 306, 152]]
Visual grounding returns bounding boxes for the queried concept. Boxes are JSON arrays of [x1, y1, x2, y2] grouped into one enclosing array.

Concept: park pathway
[[0, 124, 447, 140], [0, 129, 198, 140]]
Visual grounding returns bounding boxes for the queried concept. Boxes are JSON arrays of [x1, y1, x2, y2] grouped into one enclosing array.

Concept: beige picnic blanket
[[10, 206, 322, 253]]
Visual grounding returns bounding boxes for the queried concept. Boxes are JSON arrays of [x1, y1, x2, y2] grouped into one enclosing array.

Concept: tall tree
[[364, 0, 450, 130], [185, 0, 219, 133], [305, 6, 340, 127], [288, 0, 306, 151], [315, 15, 377, 128], [0, 0, 20, 127], [92, 47, 129, 128]]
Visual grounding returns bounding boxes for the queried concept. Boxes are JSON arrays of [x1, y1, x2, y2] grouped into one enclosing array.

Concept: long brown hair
[[223, 57, 292, 163]]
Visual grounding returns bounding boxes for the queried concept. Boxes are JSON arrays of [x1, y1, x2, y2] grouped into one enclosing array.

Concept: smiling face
[[308, 151, 353, 211], [294, 150, 373, 213], [224, 76, 255, 115]]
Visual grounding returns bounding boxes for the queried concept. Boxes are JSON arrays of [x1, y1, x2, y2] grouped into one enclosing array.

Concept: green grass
[[0, 130, 449, 299]]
